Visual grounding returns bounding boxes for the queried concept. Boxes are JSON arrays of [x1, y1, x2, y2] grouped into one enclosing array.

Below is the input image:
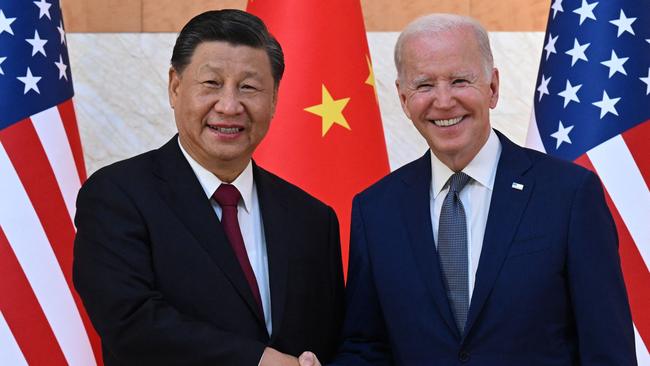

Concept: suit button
[[458, 350, 470, 362]]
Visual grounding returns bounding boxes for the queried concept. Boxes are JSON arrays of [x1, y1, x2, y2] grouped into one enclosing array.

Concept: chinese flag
[[247, 1, 390, 272]]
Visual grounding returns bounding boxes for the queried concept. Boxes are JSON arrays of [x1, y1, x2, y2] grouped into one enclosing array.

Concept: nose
[[432, 84, 456, 109], [213, 87, 245, 115]]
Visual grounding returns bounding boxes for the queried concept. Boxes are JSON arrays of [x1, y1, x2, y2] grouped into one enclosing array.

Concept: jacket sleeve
[[330, 195, 393, 366], [72, 172, 266, 366], [324, 205, 346, 362], [567, 170, 637, 366]]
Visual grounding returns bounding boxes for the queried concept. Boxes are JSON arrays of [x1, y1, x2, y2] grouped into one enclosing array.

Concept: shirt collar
[[430, 129, 502, 198], [178, 139, 254, 213]]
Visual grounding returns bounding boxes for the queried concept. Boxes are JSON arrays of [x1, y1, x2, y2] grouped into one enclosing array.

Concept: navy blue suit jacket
[[333, 131, 636, 366]]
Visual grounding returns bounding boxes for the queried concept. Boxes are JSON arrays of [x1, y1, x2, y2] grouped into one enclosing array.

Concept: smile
[[209, 126, 244, 134], [432, 116, 463, 127]]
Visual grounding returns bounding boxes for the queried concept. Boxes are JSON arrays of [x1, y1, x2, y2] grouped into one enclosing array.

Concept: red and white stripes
[[0, 103, 99, 365], [528, 113, 650, 365]]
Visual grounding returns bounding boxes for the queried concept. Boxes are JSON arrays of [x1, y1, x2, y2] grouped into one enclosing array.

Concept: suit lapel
[[463, 131, 534, 338], [401, 152, 460, 337], [153, 136, 265, 326], [254, 164, 289, 339]]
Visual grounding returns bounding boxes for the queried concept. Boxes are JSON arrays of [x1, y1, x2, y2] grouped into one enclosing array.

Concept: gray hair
[[394, 13, 494, 79]]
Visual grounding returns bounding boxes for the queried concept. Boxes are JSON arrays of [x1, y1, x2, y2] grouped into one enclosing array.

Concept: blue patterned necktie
[[438, 172, 471, 334]]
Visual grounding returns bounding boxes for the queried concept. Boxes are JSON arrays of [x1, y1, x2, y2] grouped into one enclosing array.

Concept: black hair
[[171, 9, 284, 87]]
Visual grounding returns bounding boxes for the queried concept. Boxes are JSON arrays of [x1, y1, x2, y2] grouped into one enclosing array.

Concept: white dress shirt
[[179, 141, 272, 335], [429, 129, 502, 302]]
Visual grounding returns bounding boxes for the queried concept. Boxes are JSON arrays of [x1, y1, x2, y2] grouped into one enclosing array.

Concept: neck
[[212, 165, 246, 183], [178, 137, 249, 183], [436, 153, 472, 173], [207, 157, 249, 183], [434, 128, 491, 172]]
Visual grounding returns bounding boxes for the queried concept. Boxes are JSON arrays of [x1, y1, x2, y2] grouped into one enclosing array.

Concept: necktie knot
[[213, 184, 241, 207], [447, 172, 471, 194]]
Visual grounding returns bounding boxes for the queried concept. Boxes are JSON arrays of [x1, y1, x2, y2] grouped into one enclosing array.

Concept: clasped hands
[[261, 347, 322, 366]]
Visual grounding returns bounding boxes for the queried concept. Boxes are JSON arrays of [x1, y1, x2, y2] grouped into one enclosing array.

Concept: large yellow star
[[304, 84, 351, 136]]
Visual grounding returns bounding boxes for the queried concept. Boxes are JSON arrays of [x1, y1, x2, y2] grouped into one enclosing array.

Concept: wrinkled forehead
[[397, 28, 490, 79]]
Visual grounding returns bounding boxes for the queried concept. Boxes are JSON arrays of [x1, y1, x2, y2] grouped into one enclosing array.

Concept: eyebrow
[[196, 65, 263, 80], [410, 76, 433, 85], [451, 72, 476, 79]]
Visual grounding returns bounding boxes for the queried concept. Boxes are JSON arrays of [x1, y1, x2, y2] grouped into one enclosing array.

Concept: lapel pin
[[511, 182, 524, 191]]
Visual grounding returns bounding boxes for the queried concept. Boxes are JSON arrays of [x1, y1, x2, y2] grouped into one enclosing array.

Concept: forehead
[[186, 41, 272, 75], [399, 28, 482, 75]]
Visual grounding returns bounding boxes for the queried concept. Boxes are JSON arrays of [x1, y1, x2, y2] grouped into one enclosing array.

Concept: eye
[[416, 83, 433, 91], [202, 80, 221, 88], [452, 78, 470, 86], [240, 84, 259, 92]]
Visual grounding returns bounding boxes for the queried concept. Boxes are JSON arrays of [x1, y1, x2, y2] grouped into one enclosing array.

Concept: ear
[[488, 67, 500, 109], [168, 67, 180, 109], [270, 88, 278, 118], [395, 79, 412, 120]]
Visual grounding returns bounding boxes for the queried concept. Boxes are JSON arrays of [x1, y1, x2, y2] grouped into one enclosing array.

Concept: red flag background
[[247, 0, 390, 271]]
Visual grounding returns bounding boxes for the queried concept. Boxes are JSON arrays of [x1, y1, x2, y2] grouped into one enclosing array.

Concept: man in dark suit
[[72, 9, 344, 366], [301, 13, 637, 366]]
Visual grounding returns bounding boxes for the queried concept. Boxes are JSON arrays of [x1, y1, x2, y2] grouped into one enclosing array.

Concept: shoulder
[[517, 144, 596, 186], [254, 165, 335, 215], [356, 152, 429, 201], [497, 131, 597, 191], [81, 136, 180, 195], [82, 149, 158, 193]]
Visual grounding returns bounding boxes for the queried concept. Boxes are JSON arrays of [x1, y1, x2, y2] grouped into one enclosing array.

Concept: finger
[[298, 351, 316, 366]]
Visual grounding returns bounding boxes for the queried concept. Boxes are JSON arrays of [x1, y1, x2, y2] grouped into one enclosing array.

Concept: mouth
[[430, 116, 463, 127], [208, 125, 244, 135]]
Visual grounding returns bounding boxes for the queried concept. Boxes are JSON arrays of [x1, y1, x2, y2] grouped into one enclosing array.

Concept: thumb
[[298, 351, 317, 366]]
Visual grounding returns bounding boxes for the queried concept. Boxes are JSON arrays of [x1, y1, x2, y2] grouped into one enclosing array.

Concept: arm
[[73, 173, 291, 365], [567, 171, 637, 365], [326, 206, 345, 360], [291, 207, 344, 366], [330, 196, 392, 366]]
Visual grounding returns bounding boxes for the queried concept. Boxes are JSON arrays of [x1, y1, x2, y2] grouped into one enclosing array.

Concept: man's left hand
[[298, 351, 322, 366]]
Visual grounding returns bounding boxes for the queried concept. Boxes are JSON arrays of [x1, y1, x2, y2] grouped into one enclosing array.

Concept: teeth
[[433, 117, 463, 127], [211, 126, 241, 134]]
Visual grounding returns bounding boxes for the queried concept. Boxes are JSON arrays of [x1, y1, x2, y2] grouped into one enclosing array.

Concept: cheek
[[406, 94, 430, 119], [253, 114, 272, 137], [248, 98, 275, 125]]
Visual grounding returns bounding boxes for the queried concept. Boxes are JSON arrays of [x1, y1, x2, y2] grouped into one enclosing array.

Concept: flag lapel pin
[[511, 182, 524, 191]]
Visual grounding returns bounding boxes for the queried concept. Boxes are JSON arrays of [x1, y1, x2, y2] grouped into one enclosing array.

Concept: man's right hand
[[260, 347, 299, 366]]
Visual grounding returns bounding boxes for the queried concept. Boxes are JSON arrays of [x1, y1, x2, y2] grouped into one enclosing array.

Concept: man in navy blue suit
[[300, 13, 637, 366]]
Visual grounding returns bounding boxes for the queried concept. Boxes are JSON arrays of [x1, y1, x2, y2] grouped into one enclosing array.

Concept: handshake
[[261, 348, 322, 366]]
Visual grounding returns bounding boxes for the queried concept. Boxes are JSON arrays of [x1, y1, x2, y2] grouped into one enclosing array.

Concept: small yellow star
[[304, 84, 351, 136], [365, 55, 376, 91]]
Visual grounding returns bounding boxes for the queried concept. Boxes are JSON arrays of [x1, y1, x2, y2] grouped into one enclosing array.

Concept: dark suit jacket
[[73, 136, 344, 365], [332, 131, 636, 366]]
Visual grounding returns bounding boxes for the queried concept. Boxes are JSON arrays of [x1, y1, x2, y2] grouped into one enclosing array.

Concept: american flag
[[526, 0, 650, 363], [0, 0, 100, 364]]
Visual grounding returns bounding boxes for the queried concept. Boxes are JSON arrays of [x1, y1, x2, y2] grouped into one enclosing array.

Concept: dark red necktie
[[213, 184, 263, 315]]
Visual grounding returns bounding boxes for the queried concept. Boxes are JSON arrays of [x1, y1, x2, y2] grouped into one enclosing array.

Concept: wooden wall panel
[[61, 0, 142, 32], [471, 0, 550, 31], [360, 0, 470, 32], [62, 0, 551, 33], [142, 0, 246, 32]]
